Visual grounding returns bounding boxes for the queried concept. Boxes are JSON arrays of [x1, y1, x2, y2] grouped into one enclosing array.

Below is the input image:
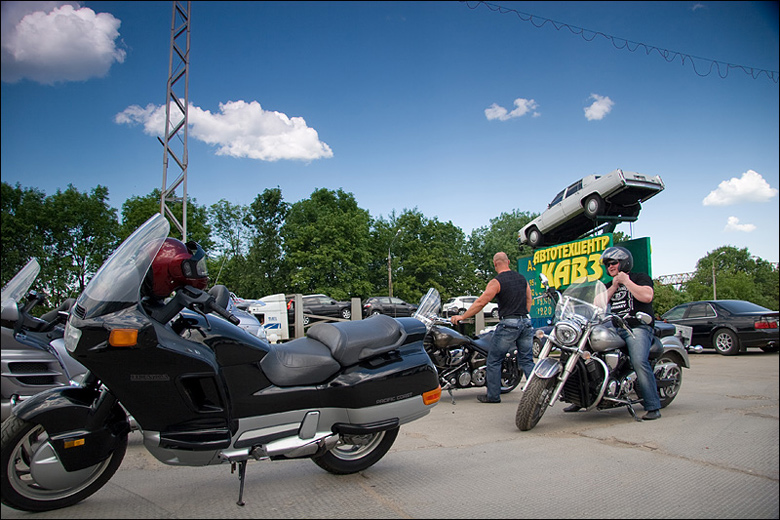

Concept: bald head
[[493, 252, 510, 268]]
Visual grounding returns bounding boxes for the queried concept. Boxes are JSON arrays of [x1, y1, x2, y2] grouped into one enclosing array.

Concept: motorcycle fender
[[532, 357, 562, 379], [660, 337, 691, 368], [13, 386, 129, 472]]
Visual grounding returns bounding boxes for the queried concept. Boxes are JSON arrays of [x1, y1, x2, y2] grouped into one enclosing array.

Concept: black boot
[[563, 404, 582, 412]]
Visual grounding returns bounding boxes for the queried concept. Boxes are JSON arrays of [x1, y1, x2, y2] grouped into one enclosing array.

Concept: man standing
[[451, 252, 534, 403]]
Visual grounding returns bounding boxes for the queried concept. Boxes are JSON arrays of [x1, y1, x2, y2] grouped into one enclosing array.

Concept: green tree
[[1, 182, 47, 285], [282, 188, 372, 300], [120, 189, 213, 250], [42, 184, 120, 301], [468, 210, 536, 285], [240, 187, 290, 297], [385, 209, 480, 303], [681, 246, 778, 310]]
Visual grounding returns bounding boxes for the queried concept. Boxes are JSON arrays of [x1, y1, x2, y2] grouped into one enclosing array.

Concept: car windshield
[[716, 300, 775, 313], [1, 258, 40, 305], [75, 213, 170, 319]]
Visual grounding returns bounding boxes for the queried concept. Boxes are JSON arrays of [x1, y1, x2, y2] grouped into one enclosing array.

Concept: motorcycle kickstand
[[626, 404, 642, 422], [234, 460, 248, 506], [447, 387, 456, 405]]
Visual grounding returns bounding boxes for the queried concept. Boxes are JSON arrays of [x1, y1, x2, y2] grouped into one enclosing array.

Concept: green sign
[[517, 234, 653, 327]]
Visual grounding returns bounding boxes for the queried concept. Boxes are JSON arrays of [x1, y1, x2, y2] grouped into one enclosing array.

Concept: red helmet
[[146, 238, 208, 298]]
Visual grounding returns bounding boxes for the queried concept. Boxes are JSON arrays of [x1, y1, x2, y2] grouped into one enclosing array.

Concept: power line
[[462, 1, 779, 84]]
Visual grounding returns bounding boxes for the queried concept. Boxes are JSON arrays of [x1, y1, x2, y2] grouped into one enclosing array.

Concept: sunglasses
[[604, 260, 619, 267]]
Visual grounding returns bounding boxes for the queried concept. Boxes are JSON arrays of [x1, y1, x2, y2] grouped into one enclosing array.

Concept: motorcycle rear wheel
[[656, 356, 683, 409], [312, 426, 398, 475], [1, 416, 127, 512], [515, 377, 556, 431]]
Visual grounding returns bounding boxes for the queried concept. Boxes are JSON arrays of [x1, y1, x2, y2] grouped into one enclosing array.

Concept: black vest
[[495, 270, 528, 318]]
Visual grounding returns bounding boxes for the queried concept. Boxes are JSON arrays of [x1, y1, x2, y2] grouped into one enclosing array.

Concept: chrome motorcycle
[[515, 275, 689, 431], [414, 290, 522, 403], [1, 259, 83, 423]]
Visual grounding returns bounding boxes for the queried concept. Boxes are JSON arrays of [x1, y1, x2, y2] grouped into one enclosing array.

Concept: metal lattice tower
[[160, 1, 191, 240]]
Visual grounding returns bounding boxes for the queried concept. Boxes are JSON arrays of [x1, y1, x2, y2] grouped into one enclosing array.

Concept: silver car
[[518, 169, 664, 248]]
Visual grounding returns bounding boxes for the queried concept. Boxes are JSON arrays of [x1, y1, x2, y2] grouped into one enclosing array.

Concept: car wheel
[[712, 328, 739, 355], [527, 227, 544, 248], [341, 308, 352, 320], [583, 194, 605, 219], [302, 315, 310, 326], [458, 308, 467, 315], [371, 310, 382, 316], [491, 308, 499, 318]]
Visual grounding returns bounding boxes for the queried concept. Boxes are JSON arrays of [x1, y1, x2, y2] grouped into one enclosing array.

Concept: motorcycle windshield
[[413, 288, 441, 328], [75, 213, 170, 319], [555, 280, 608, 323], [1, 258, 40, 305]]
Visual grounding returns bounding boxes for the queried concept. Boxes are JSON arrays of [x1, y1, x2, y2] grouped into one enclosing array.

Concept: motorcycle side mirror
[[539, 274, 549, 288], [635, 312, 653, 325]]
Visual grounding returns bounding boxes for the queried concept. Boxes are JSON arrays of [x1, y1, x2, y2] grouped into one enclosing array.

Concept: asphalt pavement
[[2, 350, 778, 519]]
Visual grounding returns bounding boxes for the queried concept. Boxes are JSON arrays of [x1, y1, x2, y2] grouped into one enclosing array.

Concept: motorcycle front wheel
[[515, 377, 557, 431], [1, 416, 127, 512], [312, 426, 399, 475], [500, 357, 522, 393]]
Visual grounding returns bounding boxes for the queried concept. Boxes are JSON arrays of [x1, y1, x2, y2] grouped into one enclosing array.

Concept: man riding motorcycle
[[563, 246, 662, 420]]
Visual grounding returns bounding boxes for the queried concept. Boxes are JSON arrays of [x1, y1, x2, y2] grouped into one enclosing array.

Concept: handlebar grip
[[207, 299, 241, 326]]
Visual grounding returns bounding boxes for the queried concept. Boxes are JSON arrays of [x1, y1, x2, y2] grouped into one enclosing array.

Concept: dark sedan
[[287, 294, 352, 325], [362, 296, 418, 318], [661, 300, 778, 356]]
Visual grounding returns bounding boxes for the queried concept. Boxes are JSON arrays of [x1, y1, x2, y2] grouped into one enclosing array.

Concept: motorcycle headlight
[[552, 320, 581, 346], [64, 321, 82, 353]]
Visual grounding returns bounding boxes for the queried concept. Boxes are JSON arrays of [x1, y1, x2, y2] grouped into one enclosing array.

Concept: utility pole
[[160, 1, 191, 240]]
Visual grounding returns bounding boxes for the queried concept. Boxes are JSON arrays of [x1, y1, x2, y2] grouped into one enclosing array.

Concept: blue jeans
[[618, 324, 661, 411], [486, 317, 534, 401]]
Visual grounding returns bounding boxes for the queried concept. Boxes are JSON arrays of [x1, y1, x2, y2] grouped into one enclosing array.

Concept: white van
[[246, 293, 289, 342]]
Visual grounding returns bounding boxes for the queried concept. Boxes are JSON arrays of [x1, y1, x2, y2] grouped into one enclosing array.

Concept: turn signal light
[[109, 329, 138, 347], [423, 386, 442, 405]]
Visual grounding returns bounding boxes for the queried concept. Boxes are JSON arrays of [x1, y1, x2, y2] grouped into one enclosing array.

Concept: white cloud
[[485, 98, 540, 121], [583, 94, 614, 121], [702, 169, 778, 206], [724, 216, 756, 233], [1, 1, 126, 84], [115, 100, 334, 162]]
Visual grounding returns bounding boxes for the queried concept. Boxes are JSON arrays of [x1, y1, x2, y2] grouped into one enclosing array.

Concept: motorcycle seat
[[307, 314, 407, 367], [260, 338, 341, 387], [654, 321, 676, 339], [471, 335, 492, 353]]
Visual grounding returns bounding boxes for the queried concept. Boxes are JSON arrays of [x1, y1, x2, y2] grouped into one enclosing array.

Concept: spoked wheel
[[656, 356, 683, 409], [312, 427, 398, 475], [515, 377, 556, 431], [500, 357, 522, 393], [1, 416, 127, 512]]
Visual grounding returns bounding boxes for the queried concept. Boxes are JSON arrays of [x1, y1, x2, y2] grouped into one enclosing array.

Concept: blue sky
[[2, 1, 778, 278]]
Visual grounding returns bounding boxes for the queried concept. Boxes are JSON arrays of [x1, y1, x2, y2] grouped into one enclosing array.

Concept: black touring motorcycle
[[1, 213, 442, 512]]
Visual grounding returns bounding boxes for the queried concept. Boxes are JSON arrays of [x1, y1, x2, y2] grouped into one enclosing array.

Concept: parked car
[[443, 296, 498, 318], [661, 299, 779, 356], [287, 294, 352, 325], [518, 168, 665, 248], [362, 296, 418, 317]]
